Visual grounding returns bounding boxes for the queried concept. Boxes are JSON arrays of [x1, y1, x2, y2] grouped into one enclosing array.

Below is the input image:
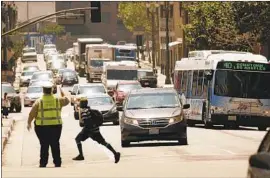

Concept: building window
[[160, 5, 173, 18], [102, 12, 111, 23]]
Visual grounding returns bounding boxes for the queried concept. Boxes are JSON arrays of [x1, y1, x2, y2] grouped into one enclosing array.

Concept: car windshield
[[214, 70, 270, 99], [23, 49, 35, 53], [90, 60, 104, 67], [32, 73, 52, 80], [138, 71, 154, 77], [87, 97, 113, 106], [79, 86, 105, 94], [22, 71, 34, 76], [107, 70, 137, 80], [115, 57, 135, 62], [2, 86, 15, 94], [23, 66, 39, 71], [117, 84, 142, 92], [27, 87, 43, 93], [126, 93, 180, 109]]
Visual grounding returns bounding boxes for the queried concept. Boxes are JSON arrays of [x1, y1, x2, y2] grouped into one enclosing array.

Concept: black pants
[[35, 124, 62, 166], [75, 128, 106, 144]]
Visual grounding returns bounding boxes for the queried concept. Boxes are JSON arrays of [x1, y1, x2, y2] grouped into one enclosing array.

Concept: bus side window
[[192, 70, 198, 96], [202, 70, 208, 98], [182, 71, 188, 95], [197, 70, 204, 96], [186, 70, 193, 98]]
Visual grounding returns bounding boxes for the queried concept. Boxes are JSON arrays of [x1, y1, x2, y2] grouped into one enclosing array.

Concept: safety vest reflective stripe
[[36, 96, 62, 126]]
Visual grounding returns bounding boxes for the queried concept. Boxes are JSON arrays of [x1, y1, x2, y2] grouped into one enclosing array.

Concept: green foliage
[[118, 2, 151, 33], [183, 2, 257, 51], [232, 2, 270, 44], [12, 40, 25, 59], [39, 24, 65, 35]]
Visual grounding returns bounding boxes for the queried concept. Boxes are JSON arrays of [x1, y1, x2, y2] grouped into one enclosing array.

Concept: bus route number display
[[218, 61, 270, 71]]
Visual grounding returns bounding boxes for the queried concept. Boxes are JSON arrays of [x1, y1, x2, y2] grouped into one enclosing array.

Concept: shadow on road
[[127, 141, 183, 148], [190, 124, 261, 131]]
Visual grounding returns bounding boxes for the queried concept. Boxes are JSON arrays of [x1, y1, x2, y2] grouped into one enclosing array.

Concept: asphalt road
[[2, 54, 267, 177]]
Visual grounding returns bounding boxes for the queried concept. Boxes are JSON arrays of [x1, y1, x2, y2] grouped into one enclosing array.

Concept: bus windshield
[[214, 70, 270, 99], [107, 70, 137, 80], [90, 60, 104, 67]]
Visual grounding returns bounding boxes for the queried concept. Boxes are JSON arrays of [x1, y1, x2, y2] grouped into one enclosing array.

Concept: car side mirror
[[15, 90, 20, 94], [183, 104, 190, 109], [69, 90, 75, 95], [117, 106, 123, 111], [249, 152, 270, 170]]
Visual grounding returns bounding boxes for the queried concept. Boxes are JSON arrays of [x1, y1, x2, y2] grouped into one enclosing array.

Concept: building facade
[[55, 1, 134, 46]]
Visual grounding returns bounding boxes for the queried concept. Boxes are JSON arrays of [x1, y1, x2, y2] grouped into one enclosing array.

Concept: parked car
[[138, 69, 157, 88], [61, 70, 79, 86], [111, 81, 142, 106], [21, 52, 37, 63], [2, 83, 21, 112], [24, 86, 43, 107], [69, 83, 107, 106], [74, 93, 119, 125], [117, 88, 190, 147], [20, 70, 35, 87]]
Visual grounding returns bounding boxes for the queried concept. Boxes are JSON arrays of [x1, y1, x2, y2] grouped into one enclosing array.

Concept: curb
[[1, 119, 16, 153]]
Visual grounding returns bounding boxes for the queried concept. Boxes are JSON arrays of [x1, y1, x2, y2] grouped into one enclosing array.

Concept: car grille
[[138, 118, 169, 128]]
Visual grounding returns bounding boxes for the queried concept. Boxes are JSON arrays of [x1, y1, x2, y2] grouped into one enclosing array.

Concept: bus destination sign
[[217, 61, 270, 71]]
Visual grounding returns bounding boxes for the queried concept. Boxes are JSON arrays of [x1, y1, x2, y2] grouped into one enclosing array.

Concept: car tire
[[121, 140, 130, 147], [24, 104, 28, 107], [178, 138, 188, 145], [258, 126, 267, 131], [113, 121, 119, 125], [15, 105, 22, 112]]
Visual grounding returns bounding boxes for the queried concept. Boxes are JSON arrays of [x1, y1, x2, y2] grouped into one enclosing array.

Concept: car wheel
[[178, 138, 188, 145], [113, 121, 119, 125], [24, 104, 28, 107], [15, 105, 22, 112], [121, 140, 130, 147], [258, 126, 267, 131]]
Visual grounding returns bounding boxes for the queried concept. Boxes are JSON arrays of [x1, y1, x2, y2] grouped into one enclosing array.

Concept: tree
[[118, 2, 151, 33], [39, 23, 65, 35], [232, 2, 270, 57], [183, 2, 256, 51]]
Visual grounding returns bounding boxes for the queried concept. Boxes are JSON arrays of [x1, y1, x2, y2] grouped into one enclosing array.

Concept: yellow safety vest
[[36, 95, 62, 126]]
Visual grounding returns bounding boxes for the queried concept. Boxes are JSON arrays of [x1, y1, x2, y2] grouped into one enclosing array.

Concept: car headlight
[[124, 117, 138, 125], [168, 115, 183, 124]]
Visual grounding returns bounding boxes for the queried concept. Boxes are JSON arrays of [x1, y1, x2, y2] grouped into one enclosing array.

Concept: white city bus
[[174, 51, 270, 130]]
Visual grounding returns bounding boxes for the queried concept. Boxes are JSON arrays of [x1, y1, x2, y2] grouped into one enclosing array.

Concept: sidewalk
[[2, 119, 15, 153]]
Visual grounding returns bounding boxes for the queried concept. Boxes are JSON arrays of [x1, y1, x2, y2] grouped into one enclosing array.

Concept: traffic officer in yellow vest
[[27, 83, 69, 168]]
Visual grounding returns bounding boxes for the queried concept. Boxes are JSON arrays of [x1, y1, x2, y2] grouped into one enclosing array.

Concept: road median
[[1, 119, 16, 153]]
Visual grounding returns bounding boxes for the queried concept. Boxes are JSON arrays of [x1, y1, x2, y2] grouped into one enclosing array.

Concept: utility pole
[[151, 12, 156, 71], [165, 1, 171, 84]]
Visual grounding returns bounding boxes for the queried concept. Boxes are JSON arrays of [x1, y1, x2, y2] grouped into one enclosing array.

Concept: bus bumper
[[210, 114, 270, 127]]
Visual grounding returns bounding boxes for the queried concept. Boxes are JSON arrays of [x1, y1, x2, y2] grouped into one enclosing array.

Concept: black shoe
[[114, 152, 120, 163], [72, 155, 84, 161], [39, 164, 46, 168], [55, 164, 61, 167]]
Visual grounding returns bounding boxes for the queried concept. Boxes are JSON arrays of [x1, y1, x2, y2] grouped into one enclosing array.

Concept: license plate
[[144, 82, 149, 85], [228, 116, 236, 121], [149, 128, 159, 135]]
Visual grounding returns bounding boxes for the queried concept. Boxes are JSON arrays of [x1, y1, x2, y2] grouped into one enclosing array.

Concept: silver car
[[117, 88, 190, 147], [20, 71, 35, 87], [24, 86, 43, 107]]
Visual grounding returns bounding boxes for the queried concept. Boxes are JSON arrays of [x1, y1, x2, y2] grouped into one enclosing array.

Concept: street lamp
[[146, 2, 159, 74]]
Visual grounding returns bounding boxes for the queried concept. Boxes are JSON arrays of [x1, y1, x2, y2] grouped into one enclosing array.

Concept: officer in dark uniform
[[73, 97, 121, 163]]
